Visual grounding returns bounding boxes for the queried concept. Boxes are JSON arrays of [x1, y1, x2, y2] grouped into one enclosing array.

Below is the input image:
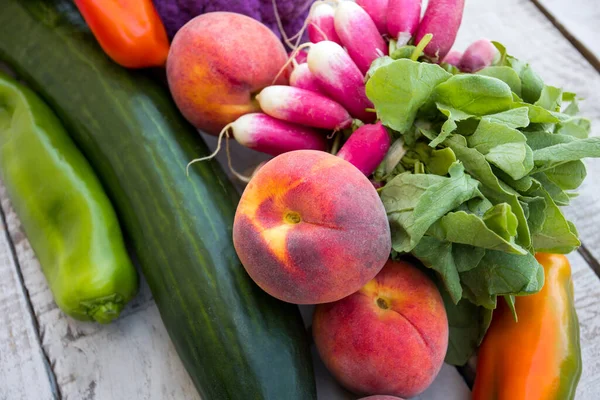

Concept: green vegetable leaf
[[461, 250, 545, 309], [427, 147, 457, 175], [433, 75, 514, 116], [477, 66, 522, 97], [533, 173, 571, 206], [366, 59, 451, 133], [533, 137, 600, 171], [483, 107, 530, 129], [513, 103, 560, 123], [442, 290, 493, 366], [530, 186, 580, 253], [467, 119, 533, 180], [427, 207, 526, 255], [544, 160, 587, 190], [508, 57, 544, 103], [413, 237, 463, 303], [380, 162, 481, 253], [520, 196, 547, 235], [535, 85, 562, 111]]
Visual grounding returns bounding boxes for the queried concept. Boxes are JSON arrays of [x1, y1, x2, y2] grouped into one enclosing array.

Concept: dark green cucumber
[[0, 1, 315, 399]]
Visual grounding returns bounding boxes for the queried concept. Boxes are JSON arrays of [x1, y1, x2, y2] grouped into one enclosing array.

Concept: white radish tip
[[311, 2, 336, 18]]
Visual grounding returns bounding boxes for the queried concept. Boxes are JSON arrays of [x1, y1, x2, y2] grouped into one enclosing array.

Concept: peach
[[233, 150, 391, 304], [313, 260, 448, 398], [359, 396, 405, 400], [167, 12, 288, 135]]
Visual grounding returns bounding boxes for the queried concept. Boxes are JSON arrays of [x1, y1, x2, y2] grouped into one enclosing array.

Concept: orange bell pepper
[[472, 253, 582, 400], [74, 0, 170, 68]]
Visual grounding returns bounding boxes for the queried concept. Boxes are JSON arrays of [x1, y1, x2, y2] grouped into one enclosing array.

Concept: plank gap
[[0, 204, 62, 400], [530, 0, 600, 74], [577, 243, 600, 280]]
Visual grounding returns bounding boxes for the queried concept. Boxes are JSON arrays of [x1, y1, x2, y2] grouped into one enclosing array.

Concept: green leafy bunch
[[366, 42, 599, 365]]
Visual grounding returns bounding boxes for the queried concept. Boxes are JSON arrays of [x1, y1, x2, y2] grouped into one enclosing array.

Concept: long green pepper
[[0, 72, 137, 323]]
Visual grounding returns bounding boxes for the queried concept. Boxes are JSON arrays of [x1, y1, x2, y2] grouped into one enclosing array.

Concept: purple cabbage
[[153, 0, 313, 43]]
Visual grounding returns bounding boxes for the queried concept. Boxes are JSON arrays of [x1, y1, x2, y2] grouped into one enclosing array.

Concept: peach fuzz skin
[[359, 396, 405, 400], [167, 12, 288, 135], [233, 150, 391, 304], [313, 260, 448, 398]]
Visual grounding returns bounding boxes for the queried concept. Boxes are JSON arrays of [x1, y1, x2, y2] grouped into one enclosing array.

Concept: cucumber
[[0, 1, 316, 399]]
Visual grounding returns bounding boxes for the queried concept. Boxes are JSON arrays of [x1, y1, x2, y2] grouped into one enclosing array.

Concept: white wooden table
[[2, 0, 600, 399]]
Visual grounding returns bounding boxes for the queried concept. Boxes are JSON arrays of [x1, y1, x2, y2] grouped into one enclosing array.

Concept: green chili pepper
[[0, 72, 137, 323]]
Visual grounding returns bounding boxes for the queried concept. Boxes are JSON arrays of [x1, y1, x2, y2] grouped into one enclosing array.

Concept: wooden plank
[[0, 182, 200, 400], [0, 189, 56, 400], [533, 0, 600, 71], [569, 251, 600, 399]]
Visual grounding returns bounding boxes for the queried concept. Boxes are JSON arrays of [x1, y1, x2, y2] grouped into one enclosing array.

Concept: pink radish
[[289, 49, 308, 64], [415, 0, 466, 61], [289, 63, 326, 95], [442, 50, 463, 67], [356, 0, 389, 35], [231, 113, 327, 155], [308, 3, 342, 44], [256, 86, 352, 130], [337, 122, 391, 175], [307, 40, 375, 122], [458, 39, 498, 72], [387, 0, 422, 44], [334, 1, 388, 75]]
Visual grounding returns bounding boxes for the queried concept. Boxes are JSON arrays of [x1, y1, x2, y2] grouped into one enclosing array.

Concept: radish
[[337, 122, 391, 175], [289, 49, 308, 64], [387, 0, 422, 44], [414, 0, 466, 61], [307, 41, 375, 122], [308, 3, 342, 44], [256, 86, 352, 130], [334, 1, 388, 75], [289, 63, 326, 95], [187, 113, 328, 175], [356, 0, 389, 35], [442, 50, 463, 67], [458, 39, 498, 72]]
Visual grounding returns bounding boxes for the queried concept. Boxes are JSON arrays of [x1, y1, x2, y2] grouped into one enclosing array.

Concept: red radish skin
[[458, 39, 498, 72], [337, 122, 391, 176], [442, 50, 463, 67], [232, 113, 327, 156], [415, 0, 466, 61], [290, 63, 327, 95], [308, 3, 342, 45], [289, 49, 308, 64], [256, 86, 352, 130], [387, 0, 422, 43], [334, 1, 389, 75], [307, 41, 375, 122], [356, 0, 389, 35]]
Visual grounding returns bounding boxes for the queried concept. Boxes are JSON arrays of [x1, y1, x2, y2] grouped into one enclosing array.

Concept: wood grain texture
[[569, 251, 600, 399], [534, 0, 600, 70], [0, 187, 55, 400], [0, 183, 199, 400], [1, 0, 600, 399]]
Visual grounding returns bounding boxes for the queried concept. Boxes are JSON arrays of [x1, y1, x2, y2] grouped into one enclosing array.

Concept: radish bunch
[[200, 0, 470, 178]]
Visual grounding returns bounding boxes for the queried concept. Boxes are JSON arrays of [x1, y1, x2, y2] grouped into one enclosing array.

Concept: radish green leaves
[[368, 45, 600, 366]]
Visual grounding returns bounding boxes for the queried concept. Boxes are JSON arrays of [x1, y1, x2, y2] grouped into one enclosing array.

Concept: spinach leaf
[[467, 119, 534, 180], [461, 250, 544, 308], [544, 160, 587, 190], [533, 137, 600, 171], [530, 186, 580, 253], [366, 59, 451, 133], [483, 107, 530, 128], [380, 162, 481, 253], [477, 66, 522, 97], [443, 291, 493, 366], [433, 74, 514, 116]]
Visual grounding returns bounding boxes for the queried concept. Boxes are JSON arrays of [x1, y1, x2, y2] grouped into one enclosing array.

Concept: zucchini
[[0, 1, 316, 399]]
